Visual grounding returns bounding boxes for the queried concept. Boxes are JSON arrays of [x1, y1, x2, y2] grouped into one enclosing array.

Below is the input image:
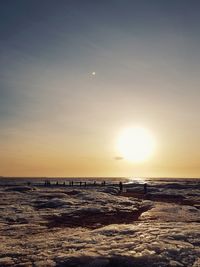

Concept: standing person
[[119, 181, 123, 192], [144, 183, 147, 194]]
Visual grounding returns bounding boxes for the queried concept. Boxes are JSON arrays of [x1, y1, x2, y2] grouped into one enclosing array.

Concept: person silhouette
[[119, 181, 123, 192], [144, 183, 147, 194]]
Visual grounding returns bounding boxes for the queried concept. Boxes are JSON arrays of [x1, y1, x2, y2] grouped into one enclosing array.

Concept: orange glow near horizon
[[1, 124, 200, 178]]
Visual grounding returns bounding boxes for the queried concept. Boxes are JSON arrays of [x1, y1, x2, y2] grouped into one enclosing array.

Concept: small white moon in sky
[[92, 71, 96, 76]]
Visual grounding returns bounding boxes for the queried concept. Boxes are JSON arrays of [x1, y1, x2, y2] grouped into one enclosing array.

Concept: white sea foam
[[0, 182, 199, 266]]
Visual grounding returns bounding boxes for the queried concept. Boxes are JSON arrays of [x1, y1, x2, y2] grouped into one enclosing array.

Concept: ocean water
[[0, 176, 128, 186], [1, 177, 199, 203], [0, 177, 199, 199], [0, 176, 199, 185]]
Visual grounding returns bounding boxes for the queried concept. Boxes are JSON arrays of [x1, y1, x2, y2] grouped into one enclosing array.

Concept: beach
[[0, 178, 199, 266]]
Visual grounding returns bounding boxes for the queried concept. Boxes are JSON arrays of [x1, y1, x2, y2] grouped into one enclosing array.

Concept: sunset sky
[[1, 0, 200, 177]]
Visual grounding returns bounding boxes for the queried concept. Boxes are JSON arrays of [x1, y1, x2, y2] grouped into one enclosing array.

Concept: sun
[[117, 127, 155, 162]]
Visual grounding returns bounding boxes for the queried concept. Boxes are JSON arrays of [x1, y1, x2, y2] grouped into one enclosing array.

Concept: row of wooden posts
[[43, 180, 147, 193], [27, 180, 148, 193], [44, 180, 109, 187]]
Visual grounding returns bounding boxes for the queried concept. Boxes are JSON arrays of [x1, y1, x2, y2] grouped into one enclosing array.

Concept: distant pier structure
[[41, 178, 128, 191]]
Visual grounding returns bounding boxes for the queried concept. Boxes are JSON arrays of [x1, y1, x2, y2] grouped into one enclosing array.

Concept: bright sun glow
[[117, 127, 155, 162]]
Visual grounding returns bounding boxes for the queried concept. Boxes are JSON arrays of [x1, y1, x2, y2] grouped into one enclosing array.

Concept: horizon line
[[0, 176, 200, 179]]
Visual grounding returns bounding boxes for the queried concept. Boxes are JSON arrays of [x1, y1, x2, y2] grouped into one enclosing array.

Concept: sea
[[0, 176, 199, 187]]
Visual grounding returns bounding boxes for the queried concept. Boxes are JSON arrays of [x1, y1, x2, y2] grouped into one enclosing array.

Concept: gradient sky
[[1, 0, 200, 177]]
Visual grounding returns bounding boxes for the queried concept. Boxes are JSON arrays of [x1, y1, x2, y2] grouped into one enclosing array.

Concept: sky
[[1, 0, 200, 177]]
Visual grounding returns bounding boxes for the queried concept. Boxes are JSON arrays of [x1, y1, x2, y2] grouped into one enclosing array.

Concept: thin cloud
[[114, 156, 124, 160]]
